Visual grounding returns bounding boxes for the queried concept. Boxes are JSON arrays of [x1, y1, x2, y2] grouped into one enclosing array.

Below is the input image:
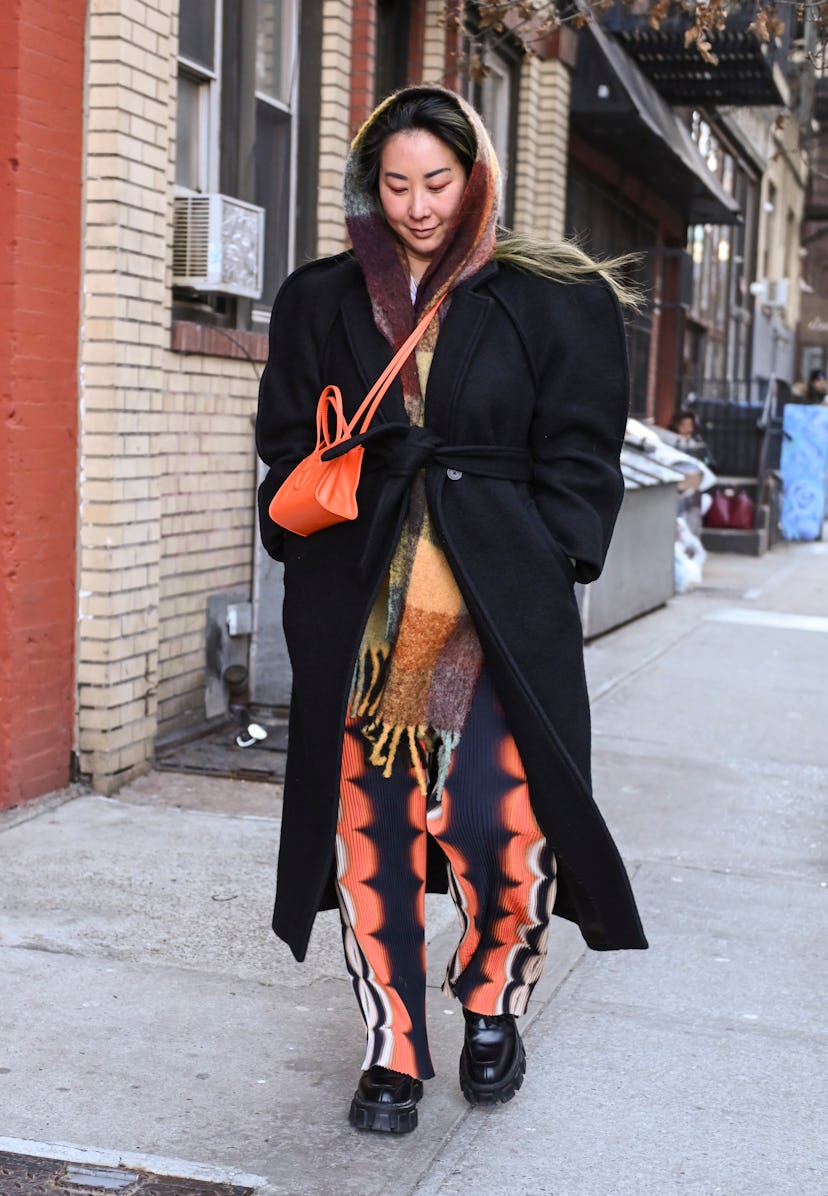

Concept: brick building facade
[[1, 2, 813, 806]]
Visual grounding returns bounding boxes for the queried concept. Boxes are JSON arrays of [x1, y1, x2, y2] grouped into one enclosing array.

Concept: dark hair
[[809, 368, 825, 384], [668, 408, 699, 435], [354, 90, 477, 197]]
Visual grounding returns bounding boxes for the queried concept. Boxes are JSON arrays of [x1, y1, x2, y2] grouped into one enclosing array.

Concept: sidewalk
[[1, 540, 826, 1196]]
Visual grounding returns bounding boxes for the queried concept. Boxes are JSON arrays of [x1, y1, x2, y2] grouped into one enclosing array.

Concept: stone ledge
[[171, 320, 268, 363]]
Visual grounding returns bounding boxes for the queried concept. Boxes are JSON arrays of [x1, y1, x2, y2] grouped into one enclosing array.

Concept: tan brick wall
[[79, 0, 170, 793], [317, 0, 353, 255], [79, 1, 262, 793], [512, 54, 570, 242], [422, 0, 448, 86], [154, 355, 260, 733]]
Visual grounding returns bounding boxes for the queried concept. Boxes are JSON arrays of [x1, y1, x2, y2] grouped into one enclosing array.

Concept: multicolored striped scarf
[[343, 87, 501, 795]]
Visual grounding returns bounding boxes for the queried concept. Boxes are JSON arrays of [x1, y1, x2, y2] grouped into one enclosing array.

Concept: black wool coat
[[256, 253, 648, 961]]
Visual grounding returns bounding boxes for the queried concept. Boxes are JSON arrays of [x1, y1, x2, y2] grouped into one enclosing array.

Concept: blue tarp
[[779, 406, 828, 541]]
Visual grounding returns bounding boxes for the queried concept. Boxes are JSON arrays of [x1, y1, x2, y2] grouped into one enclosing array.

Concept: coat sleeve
[[255, 263, 332, 560], [529, 278, 630, 584]]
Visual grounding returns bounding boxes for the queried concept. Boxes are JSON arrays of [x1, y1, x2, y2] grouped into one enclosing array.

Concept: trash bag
[[674, 516, 707, 593]]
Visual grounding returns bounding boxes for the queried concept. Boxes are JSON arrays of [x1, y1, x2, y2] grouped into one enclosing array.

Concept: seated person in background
[[667, 408, 714, 466], [804, 368, 828, 405], [793, 368, 828, 403]]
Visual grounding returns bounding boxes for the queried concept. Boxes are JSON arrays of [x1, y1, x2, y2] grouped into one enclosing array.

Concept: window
[[180, 0, 216, 69], [253, 0, 298, 324], [476, 54, 513, 176], [176, 0, 219, 194], [173, 0, 300, 329], [464, 20, 519, 224], [786, 207, 797, 288], [762, 181, 777, 281], [685, 114, 757, 400], [375, 0, 412, 101]]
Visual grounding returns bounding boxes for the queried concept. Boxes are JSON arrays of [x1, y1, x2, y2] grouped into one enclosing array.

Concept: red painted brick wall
[[0, 0, 85, 807], [349, 2, 429, 138], [350, 0, 377, 137]]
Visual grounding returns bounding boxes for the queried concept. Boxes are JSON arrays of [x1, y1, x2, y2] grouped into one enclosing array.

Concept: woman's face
[[378, 130, 467, 281]]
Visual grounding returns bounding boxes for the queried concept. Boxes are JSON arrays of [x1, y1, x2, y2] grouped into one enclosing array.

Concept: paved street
[[1, 540, 826, 1196]]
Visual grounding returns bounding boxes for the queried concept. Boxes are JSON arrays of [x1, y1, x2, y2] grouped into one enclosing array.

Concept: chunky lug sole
[[459, 1035, 526, 1106], [349, 1078, 424, 1134]]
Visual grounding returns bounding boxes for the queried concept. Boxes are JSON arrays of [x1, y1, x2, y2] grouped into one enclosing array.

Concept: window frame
[[175, 0, 222, 197], [252, 0, 300, 326], [173, 0, 303, 336], [684, 113, 758, 400], [175, 62, 216, 195], [464, 32, 520, 225]]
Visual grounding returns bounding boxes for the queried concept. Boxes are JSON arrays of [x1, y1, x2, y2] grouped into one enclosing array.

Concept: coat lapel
[[339, 260, 499, 429], [340, 286, 406, 425], [425, 265, 498, 435]]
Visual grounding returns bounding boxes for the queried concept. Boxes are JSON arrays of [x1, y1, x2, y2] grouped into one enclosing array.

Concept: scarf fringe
[[431, 731, 460, 802], [349, 643, 389, 720], [360, 719, 425, 793], [360, 719, 460, 801], [352, 641, 463, 802]]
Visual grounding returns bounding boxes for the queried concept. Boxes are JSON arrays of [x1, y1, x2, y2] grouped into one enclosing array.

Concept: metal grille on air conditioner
[[172, 193, 265, 299]]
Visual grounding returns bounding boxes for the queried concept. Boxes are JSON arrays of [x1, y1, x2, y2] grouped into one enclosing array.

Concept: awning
[[607, 8, 790, 109], [571, 24, 743, 227]]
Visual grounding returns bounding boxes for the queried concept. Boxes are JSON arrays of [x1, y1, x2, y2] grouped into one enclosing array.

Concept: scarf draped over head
[[343, 85, 501, 332], [343, 86, 501, 797]]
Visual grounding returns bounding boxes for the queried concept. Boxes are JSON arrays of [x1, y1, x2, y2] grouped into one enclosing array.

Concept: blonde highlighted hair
[[493, 231, 643, 309]]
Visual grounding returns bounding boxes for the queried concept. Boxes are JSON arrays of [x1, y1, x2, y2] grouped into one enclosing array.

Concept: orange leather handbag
[[268, 297, 444, 537]]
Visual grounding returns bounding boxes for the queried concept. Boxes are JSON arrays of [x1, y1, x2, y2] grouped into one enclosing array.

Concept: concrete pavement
[[1, 540, 826, 1195]]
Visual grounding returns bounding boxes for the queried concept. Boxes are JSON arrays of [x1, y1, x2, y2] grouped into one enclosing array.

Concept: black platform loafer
[[459, 1009, 526, 1105], [349, 1065, 424, 1134]]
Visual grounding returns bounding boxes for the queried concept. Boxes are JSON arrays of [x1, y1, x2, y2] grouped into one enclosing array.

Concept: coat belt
[[322, 423, 534, 578]]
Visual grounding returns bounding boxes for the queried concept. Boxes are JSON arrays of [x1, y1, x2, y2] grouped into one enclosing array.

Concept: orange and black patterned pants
[[335, 670, 557, 1081]]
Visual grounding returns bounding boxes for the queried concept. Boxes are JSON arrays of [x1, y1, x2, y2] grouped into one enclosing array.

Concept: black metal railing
[[677, 377, 790, 477]]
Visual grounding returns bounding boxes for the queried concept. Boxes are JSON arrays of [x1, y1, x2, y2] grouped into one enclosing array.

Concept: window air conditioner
[[766, 278, 789, 310], [749, 277, 789, 312], [173, 193, 265, 299]]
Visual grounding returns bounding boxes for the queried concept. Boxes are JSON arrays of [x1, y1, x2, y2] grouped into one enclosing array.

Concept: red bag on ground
[[704, 488, 755, 530]]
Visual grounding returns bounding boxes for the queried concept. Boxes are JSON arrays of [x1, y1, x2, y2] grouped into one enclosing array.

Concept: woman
[[256, 86, 647, 1135], [667, 407, 714, 467]]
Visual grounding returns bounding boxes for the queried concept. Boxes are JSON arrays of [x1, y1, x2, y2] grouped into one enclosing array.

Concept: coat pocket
[[521, 493, 577, 586]]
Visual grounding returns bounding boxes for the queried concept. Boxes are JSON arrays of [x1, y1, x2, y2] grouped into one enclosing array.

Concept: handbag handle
[[348, 295, 446, 437], [316, 385, 349, 449]]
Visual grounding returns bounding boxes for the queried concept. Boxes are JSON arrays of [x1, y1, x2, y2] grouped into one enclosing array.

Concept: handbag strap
[[349, 295, 446, 436]]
